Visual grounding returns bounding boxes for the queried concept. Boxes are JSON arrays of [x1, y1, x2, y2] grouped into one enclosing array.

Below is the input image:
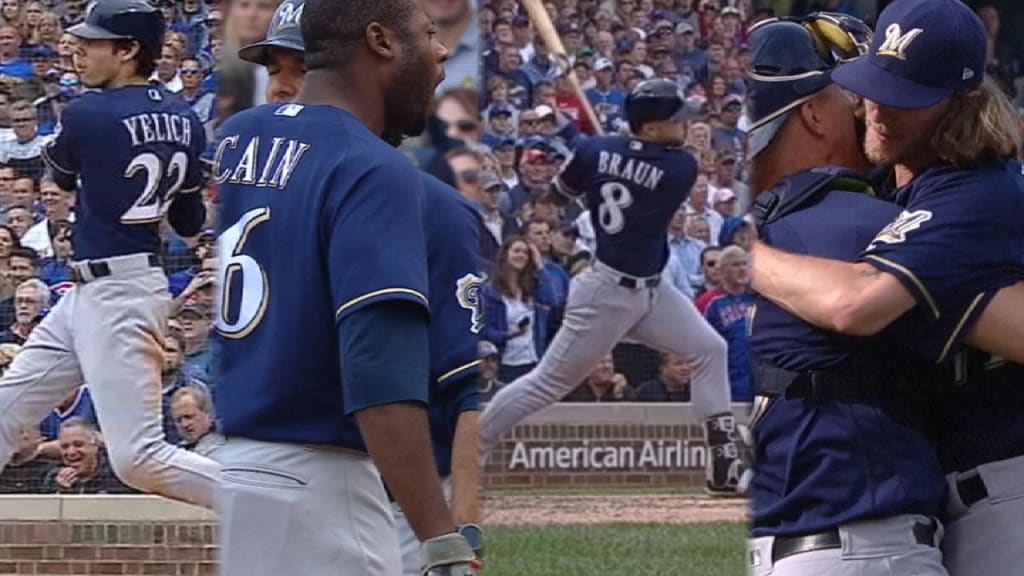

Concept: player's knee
[[690, 331, 727, 363], [105, 442, 168, 492]]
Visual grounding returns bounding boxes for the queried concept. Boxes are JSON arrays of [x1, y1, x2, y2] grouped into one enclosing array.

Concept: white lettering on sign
[[507, 440, 706, 471]]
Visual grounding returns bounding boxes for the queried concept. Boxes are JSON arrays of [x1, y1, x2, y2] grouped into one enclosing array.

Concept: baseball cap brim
[[238, 39, 304, 65], [832, 57, 953, 110], [67, 22, 130, 41]]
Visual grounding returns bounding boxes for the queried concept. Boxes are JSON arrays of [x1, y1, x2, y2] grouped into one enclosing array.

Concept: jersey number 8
[[597, 181, 633, 234], [120, 151, 189, 224]]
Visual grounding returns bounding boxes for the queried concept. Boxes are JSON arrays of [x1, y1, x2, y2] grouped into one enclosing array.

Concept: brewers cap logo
[[275, 1, 303, 30], [876, 23, 923, 60]]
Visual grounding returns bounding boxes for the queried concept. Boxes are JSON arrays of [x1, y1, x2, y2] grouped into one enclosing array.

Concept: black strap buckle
[[71, 254, 162, 284], [790, 372, 832, 401], [956, 473, 988, 508], [618, 275, 660, 289], [753, 363, 878, 402]]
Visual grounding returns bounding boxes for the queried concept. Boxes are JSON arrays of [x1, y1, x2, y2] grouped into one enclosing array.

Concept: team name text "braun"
[[122, 113, 193, 147], [212, 135, 310, 190], [597, 151, 665, 191]]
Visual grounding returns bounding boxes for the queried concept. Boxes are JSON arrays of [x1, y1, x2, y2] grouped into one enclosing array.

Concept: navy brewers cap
[[238, 0, 304, 65], [832, 0, 986, 109]]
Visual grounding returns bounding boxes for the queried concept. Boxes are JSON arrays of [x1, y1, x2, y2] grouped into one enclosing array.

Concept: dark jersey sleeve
[[182, 111, 208, 193], [860, 169, 1024, 319], [339, 300, 430, 412], [167, 112, 208, 237], [554, 138, 590, 198], [327, 158, 430, 322], [41, 100, 83, 191]]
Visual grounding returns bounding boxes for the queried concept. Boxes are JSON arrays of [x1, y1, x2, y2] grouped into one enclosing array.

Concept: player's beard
[[384, 40, 440, 139]]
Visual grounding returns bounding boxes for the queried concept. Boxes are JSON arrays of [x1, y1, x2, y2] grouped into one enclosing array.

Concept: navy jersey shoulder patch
[[867, 209, 933, 249], [456, 272, 484, 334]]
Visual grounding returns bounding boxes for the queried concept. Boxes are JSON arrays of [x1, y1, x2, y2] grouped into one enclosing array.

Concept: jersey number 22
[[120, 151, 189, 224]]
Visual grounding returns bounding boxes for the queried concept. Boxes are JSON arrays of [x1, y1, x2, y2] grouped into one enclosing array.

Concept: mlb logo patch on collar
[[275, 103, 304, 117]]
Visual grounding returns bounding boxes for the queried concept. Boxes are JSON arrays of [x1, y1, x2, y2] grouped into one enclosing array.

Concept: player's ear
[[118, 40, 141, 65], [365, 22, 395, 61], [796, 95, 828, 139]]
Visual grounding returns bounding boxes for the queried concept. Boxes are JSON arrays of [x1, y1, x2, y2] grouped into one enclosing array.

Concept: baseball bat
[[520, 0, 605, 135]]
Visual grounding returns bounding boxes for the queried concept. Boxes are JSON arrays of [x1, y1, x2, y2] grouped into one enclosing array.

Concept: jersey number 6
[[214, 206, 271, 339], [120, 151, 189, 224], [597, 181, 633, 234]]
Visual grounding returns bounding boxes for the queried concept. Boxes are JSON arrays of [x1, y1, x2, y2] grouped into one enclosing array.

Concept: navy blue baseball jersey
[[869, 160, 1024, 474], [421, 173, 483, 478], [42, 85, 207, 260], [556, 135, 697, 277], [750, 184, 949, 538], [861, 160, 1024, 317], [211, 103, 430, 451]]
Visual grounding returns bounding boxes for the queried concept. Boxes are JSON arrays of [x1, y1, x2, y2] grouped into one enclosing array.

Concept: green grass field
[[485, 522, 747, 576]]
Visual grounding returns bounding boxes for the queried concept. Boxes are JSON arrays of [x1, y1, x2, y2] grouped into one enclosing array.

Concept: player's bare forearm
[[355, 402, 456, 541], [750, 241, 915, 336], [449, 410, 481, 525], [967, 281, 1024, 363]]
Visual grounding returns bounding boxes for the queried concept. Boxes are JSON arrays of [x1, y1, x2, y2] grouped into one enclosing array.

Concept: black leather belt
[[754, 364, 880, 401], [772, 521, 937, 564], [70, 254, 161, 283], [618, 275, 660, 289], [956, 473, 988, 508]]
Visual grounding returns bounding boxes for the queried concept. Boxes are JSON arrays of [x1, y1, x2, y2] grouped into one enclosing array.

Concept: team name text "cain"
[[122, 113, 193, 147], [597, 151, 665, 191], [212, 135, 310, 190]]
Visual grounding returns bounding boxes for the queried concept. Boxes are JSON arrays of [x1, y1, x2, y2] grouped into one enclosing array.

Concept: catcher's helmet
[[238, 0, 305, 65], [746, 13, 872, 159], [68, 0, 165, 59], [624, 78, 687, 133]]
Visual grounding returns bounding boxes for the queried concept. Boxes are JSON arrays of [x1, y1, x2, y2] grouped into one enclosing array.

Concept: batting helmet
[[746, 13, 872, 159], [238, 0, 305, 65], [67, 0, 165, 60], [624, 78, 688, 134]]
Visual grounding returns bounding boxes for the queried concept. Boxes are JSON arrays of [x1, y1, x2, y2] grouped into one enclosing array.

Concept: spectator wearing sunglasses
[[499, 141, 553, 217], [695, 246, 724, 312], [446, 147, 485, 205], [436, 87, 481, 145], [179, 56, 214, 130]]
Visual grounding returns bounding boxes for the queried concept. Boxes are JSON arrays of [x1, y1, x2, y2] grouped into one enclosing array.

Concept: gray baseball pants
[[748, 514, 946, 576], [480, 261, 731, 454], [218, 437, 402, 576], [0, 254, 220, 507], [941, 454, 1024, 576]]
